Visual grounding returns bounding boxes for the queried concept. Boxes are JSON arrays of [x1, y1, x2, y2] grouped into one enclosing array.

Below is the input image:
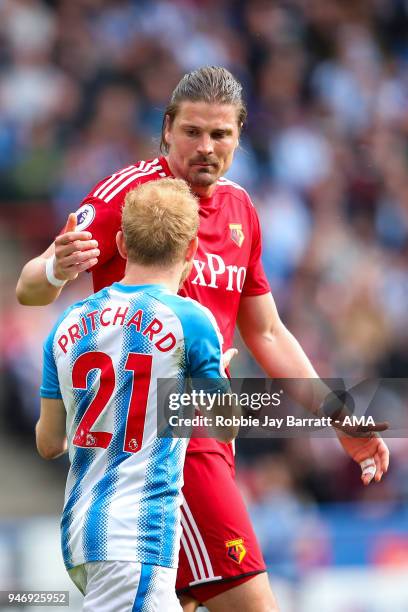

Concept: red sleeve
[[72, 195, 122, 268], [242, 204, 270, 297]]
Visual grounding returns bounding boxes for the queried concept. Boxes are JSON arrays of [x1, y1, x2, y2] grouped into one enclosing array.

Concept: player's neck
[[119, 263, 182, 294], [190, 184, 216, 198]]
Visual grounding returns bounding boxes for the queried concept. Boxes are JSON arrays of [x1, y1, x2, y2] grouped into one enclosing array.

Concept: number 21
[[72, 351, 152, 453]]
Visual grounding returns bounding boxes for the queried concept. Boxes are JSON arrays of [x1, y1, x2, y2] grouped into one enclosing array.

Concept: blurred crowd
[[1, 0, 408, 576]]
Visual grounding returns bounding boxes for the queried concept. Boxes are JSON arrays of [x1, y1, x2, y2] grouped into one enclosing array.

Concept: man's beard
[[188, 156, 219, 186], [189, 167, 218, 186]]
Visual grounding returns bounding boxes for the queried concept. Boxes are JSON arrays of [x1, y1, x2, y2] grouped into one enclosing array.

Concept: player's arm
[[16, 213, 100, 306], [187, 308, 240, 443], [238, 293, 389, 484], [238, 292, 318, 379], [36, 398, 67, 460], [38, 321, 68, 459], [197, 375, 240, 444]]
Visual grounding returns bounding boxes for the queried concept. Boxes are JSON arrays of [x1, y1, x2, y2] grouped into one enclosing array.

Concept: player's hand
[[338, 433, 390, 485], [222, 348, 238, 370], [331, 415, 389, 438], [53, 213, 100, 281], [320, 391, 389, 438]]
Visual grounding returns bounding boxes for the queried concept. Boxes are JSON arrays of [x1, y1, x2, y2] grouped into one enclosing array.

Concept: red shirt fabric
[[74, 156, 270, 461]]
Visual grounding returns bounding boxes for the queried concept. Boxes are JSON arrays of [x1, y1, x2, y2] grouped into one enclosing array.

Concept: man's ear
[[163, 114, 172, 149], [116, 231, 127, 260], [185, 236, 198, 262]]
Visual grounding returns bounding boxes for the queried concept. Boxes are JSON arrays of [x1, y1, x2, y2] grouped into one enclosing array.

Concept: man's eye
[[212, 132, 226, 139], [186, 129, 198, 136]]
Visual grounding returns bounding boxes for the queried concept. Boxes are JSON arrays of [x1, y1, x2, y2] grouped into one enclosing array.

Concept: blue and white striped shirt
[[40, 283, 226, 570]]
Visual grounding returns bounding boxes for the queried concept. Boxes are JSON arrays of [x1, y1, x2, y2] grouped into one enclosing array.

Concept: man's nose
[[196, 133, 214, 156]]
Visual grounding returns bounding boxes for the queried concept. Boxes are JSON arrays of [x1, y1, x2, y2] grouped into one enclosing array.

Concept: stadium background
[[1, 0, 408, 610]]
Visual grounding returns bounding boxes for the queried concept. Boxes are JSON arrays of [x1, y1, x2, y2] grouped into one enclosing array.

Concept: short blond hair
[[122, 178, 199, 266]]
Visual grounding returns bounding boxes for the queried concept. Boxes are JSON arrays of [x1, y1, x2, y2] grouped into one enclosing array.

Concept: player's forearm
[[16, 256, 63, 305], [17, 212, 99, 306], [242, 321, 328, 414], [211, 393, 241, 442], [35, 421, 67, 460], [197, 388, 240, 443], [245, 320, 318, 378], [37, 441, 67, 460]]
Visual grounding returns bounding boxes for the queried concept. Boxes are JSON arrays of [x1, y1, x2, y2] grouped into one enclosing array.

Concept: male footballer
[[37, 178, 236, 611], [20, 66, 389, 612]]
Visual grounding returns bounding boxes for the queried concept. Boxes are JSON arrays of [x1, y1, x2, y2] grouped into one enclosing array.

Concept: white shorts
[[68, 561, 182, 612]]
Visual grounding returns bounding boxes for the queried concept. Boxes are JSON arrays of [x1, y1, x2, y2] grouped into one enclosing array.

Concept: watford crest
[[229, 224, 245, 247], [225, 538, 247, 564]]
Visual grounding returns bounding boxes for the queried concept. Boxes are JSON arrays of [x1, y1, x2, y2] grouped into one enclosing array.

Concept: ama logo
[[75, 203, 95, 230]]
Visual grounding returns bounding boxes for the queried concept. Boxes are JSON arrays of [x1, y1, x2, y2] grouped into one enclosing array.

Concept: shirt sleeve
[[185, 304, 230, 392], [57, 185, 121, 269], [71, 195, 122, 268], [40, 333, 62, 399], [242, 204, 271, 297]]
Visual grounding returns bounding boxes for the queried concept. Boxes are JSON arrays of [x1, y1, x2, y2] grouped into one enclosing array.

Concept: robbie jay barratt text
[[167, 414, 377, 429]]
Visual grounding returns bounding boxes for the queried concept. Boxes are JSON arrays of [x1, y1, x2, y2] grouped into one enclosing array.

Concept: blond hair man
[[36, 178, 235, 612]]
